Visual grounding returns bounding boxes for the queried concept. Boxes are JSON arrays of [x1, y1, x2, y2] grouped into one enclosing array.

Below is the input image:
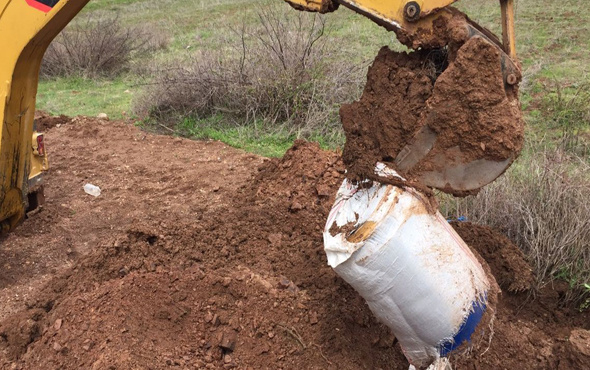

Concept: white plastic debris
[[83, 183, 101, 197], [323, 163, 490, 369]]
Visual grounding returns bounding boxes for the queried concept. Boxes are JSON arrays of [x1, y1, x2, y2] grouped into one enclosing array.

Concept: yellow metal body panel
[[30, 132, 48, 180], [0, 0, 89, 231], [285, 0, 336, 12], [338, 0, 458, 28], [500, 0, 517, 59]]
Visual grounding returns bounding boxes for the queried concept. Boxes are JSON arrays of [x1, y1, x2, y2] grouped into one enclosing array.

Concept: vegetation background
[[37, 0, 590, 306]]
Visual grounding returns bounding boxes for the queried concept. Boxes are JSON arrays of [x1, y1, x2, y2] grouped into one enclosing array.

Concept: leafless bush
[[41, 16, 163, 78], [134, 4, 364, 135], [441, 145, 590, 302]]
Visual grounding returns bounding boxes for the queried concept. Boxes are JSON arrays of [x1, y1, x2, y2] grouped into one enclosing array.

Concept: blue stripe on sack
[[439, 297, 487, 356]]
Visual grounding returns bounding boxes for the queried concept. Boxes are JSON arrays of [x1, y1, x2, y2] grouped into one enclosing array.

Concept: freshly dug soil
[[453, 222, 535, 293], [341, 32, 524, 196], [34, 111, 71, 132], [0, 118, 587, 369], [340, 48, 435, 182]]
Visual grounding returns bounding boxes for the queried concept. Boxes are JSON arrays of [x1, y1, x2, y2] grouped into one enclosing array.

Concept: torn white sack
[[323, 163, 490, 369]]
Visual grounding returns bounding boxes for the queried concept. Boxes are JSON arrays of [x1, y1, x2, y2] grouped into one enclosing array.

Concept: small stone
[[268, 331, 275, 339], [223, 354, 232, 364], [219, 331, 237, 352], [258, 343, 270, 354], [97, 113, 109, 120], [221, 277, 232, 288], [278, 277, 291, 289], [570, 329, 590, 357], [54, 319, 63, 331], [309, 312, 319, 325], [205, 312, 213, 323], [289, 201, 303, 211], [53, 342, 62, 352]]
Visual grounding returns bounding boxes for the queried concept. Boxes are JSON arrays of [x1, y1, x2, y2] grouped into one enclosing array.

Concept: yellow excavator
[[0, 0, 519, 234]]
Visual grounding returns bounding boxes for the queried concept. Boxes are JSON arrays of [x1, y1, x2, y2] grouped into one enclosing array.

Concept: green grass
[[37, 76, 134, 119], [142, 115, 342, 157]]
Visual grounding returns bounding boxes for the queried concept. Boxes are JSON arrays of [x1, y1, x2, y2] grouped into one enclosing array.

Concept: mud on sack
[[323, 163, 494, 369]]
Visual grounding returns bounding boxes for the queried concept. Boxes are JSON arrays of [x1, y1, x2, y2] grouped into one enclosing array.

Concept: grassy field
[[38, 1, 590, 108], [37, 0, 590, 156]]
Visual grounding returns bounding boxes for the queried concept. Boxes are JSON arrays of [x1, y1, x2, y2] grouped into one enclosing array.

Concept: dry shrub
[[134, 4, 364, 135], [442, 146, 590, 302], [41, 16, 163, 78]]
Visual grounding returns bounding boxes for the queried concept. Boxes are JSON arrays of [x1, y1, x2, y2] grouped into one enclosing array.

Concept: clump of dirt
[[453, 222, 535, 293], [341, 27, 524, 196], [34, 111, 71, 131], [340, 47, 436, 182], [251, 139, 344, 215], [393, 8, 471, 50]]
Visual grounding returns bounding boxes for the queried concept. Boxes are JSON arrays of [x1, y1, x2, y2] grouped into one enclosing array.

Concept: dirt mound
[[0, 137, 406, 369], [0, 119, 588, 369], [453, 222, 535, 293], [251, 139, 344, 216], [34, 111, 71, 131], [341, 37, 524, 195]]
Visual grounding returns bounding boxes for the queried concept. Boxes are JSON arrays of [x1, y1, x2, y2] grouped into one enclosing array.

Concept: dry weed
[[41, 16, 165, 78], [133, 4, 364, 136], [442, 146, 590, 302]]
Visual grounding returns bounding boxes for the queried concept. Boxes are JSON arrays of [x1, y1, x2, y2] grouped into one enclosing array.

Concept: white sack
[[323, 163, 490, 368]]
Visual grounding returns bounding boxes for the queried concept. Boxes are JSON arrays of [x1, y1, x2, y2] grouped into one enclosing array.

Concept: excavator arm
[[0, 0, 519, 233], [288, 0, 518, 79]]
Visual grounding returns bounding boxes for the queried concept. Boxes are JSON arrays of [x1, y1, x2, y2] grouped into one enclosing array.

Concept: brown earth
[[341, 32, 524, 196], [0, 117, 588, 369], [34, 112, 71, 132], [453, 222, 535, 294]]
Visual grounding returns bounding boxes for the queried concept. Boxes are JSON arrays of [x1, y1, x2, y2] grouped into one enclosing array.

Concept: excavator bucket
[[395, 126, 516, 194], [340, 7, 524, 196], [394, 20, 523, 195]]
